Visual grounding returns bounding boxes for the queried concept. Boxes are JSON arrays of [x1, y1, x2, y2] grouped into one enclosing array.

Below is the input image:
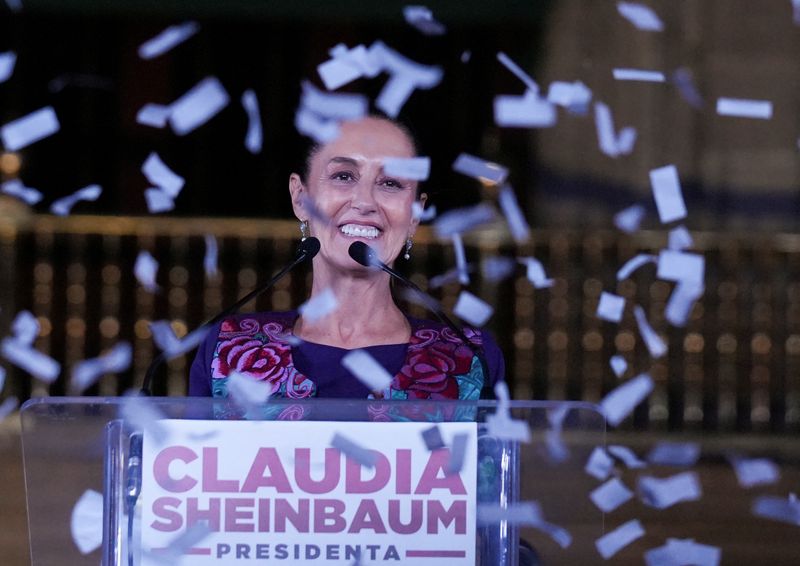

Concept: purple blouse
[[189, 310, 504, 400]]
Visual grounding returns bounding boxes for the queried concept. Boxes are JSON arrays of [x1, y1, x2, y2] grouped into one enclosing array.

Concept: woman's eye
[[381, 178, 406, 190], [331, 171, 355, 182]]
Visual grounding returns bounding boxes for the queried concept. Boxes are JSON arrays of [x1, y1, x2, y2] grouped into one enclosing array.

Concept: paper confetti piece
[[752, 495, 800, 526], [498, 185, 531, 243], [148, 320, 209, 358], [601, 373, 654, 427], [239, 89, 261, 153], [331, 432, 377, 468], [453, 290, 493, 326], [421, 425, 445, 450], [383, 156, 430, 181], [144, 188, 175, 213], [617, 2, 664, 31], [610, 355, 628, 378], [145, 523, 213, 565], [481, 256, 516, 282], [597, 291, 625, 322], [0, 338, 61, 383], [134, 251, 159, 292], [138, 21, 199, 59], [634, 305, 667, 358], [429, 267, 468, 289], [594, 101, 636, 158], [452, 153, 509, 184], [730, 457, 780, 488], [11, 310, 39, 346], [203, 234, 218, 278], [0, 51, 16, 83], [650, 165, 687, 224], [70, 489, 104, 554], [299, 288, 338, 322], [647, 442, 701, 467], [136, 103, 171, 128], [1, 179, 44, 205], [716, 97, 773, 120], [585, 446, 615, 481], [545, 405, 570, 463], [301, 80, 369, 120], [613, 68, 666, 82], [448, 433, 469, 474], [142, 152, 184, 198], [371, 42, 443, 117], [477, 501, 572, 548], [120, 394, 169, 444], [496, 52, 539, 93], [614, 204, 646, 234], [317, 45, 370, 91], [411, 201, 436, 222], [608, 445, 647, 469], [665, 280, 703, 327], [591, 477, 634, 513], [668, 225, 694, 250], [547, 80, 592, 109], [639, 471, 702, 509], [644, 538, 721, 566], [341, 349, 393, 392], [169, 76, 230, 136], [403, 5, 446, 35], [494, 90, 557, 128], [226, 371, 274, 412], [617, 253, 657, 280], [1, 106, 60, 151], [50, 184, 102, 216], [433, 202, 496, 238], [486, 381, 532, 442], [794, 0, 800, 24], [451, 233, 470, 285], [657, 250, 704, 284], [0, 366, 5, 393], [519, 257, 555, 289], [672, 67, 704, 109], [0, 397, 18, 421], [70, 342, 132, 394], [295, 107, 340, 143], [596, 519, 645, 559]]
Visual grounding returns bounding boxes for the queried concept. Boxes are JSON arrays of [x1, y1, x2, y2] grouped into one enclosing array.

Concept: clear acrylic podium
[[20, 397, 606, 565]]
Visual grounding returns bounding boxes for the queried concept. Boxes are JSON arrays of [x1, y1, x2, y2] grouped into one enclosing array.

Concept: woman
[[189, 116, 504, 400]]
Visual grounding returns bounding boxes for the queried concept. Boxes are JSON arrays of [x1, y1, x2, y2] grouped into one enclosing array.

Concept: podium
[[20, 397, 606, 565]]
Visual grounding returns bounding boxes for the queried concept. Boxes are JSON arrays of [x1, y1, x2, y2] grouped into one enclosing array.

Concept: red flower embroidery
[[396, 335, 475, 400], [212, 335, 292, 385]]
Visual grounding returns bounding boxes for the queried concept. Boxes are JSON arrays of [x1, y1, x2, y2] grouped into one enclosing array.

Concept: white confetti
[[371, 41, 443, 118], [668, 225, 694, 250], [299, 288, 338, 322], [614, 204, 646, 233], [610, 355, 628, 378], [617, 2, 664, 31], [644, 538, 721, 566], [657, 250, 704, 284], [594, 101, 636, 158], [169, 76, 230, 136], [639, 471, 702, 509], [0, 51, 16, 83], [411, 201, 436, 222], [600, 373, 654, 427], [0, 338, 61, 383], [227, 371, 275, 412], [142, 152, 184, 198], [203, 234, 218, 278], [145, 523, 212, 565], [0, 397, 18, 421], [138, 21, 199, 59], [752, 495, 800, 526], [498, 185, 531, 243], [486, 381, 532, 443], [545, 405, 570, 463], [240, 89, 263, 154], [794, 0, 800, 24], [144, 188, 175, 213], [317, 43, 381, 91], [730, 457, 780, 488], [665, 280, 703, 327], [70, 489, 104, 554], [608, 445, 647, 469], [613, 68, 666, 82], [672, 67, 704, 109], [448, 433, 469, 474], [452, 233, 470, 285], [477, 501, 572, 548], [496, 52, 539, 93], [617, 253, 657, 280], [331, 432, 377, 468], [403, 5, 446, 35], [452, 153, 508, 185], [295, 107, 340, 143], [1, 179, 43, 205], [383, 156, 430, 181], [634, 305, 667, 358], [481, 256, 516, 282], [136, 103, 171, 128], [453, 290, 493, 326], [434, 202, 497, 238], [647, 441, 701, 467], [597, 291, 625, 322], [547, 80, 592, 109], [50, 184, 102, 216], [650, 165, 687, 224], [585, 446, 615, 481], [429, 266, 468, 289], [148, 320, 209, 359], [341, 349, 393, 392], [134, 251, 159, 292], [120, 393, 169, 444], [591, 477, 634, 513], [519, 257, 555, 289], [1, 106, 60, 151], [11, 310, 39, 345], [70, 342, 132, 394], [494, 90, 557, 128], [301, 80, 369, 120], [716, 97, 773, 120], [596, 519, 645, 559], [421, 425, 445, 450]]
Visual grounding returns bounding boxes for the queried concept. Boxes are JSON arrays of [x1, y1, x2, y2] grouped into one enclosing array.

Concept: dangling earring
[[404, 237, 413, 260], [299, 220, 309, 241]]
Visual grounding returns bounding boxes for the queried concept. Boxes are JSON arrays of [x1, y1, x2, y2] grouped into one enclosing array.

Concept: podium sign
[[140, 420, 477, 565]]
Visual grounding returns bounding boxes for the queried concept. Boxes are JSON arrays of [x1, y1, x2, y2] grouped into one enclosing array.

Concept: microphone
[[139, 237, 320, 395], [348, 241, 494, 399]]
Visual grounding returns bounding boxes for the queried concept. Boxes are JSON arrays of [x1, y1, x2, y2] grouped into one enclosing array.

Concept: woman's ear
[[289, 173, 306, 221], [409, 192, 428, 234]]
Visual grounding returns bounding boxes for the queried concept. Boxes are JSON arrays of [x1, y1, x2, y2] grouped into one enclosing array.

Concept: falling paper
[[650, 165, 687, 224], [644, 538, 721, 566], [301, 80, 369, 120], [227, 371, 274, 412], [639, 471, 702, 509], [614, 204, 646, 233], [668, 225, 694, 250], [494, 90, 557, 128], [317, 44, 374, 91], [0, 51, 16, 83], [730, 457, 780, 488], [240, 89, 263, 154], [600, 373, 655, 427], [448, 433, 469, 474], [752, 495, 800, 526], [486, 381, 532, 443], [613, 68, 666, 82], [70, 489, 104, 554], [383, 156, 430, 181], [203, 234, 218, 278], [50, 184, 102, 216], [169, 76, 230, 136], [617, 2, 664, 31], [120, 394, 169, 444], [138, 21, 199, 59], [403, 5, 446, 35], [498, 185, 531, 243], [545, 405, 570, 463], [434, 202, 497, 238], [617, 253, 657, 280], [142, 152, 184, 198], [610, 355, 628, 378], [665, 280, 703, 327], [597, 292, 626, 323], [547, 80, 592, 110], [371, 41, 443, 117], [341, 349, 393, 391], [496, 52, 539, 93], [716, 97, 773, 120], [1, 179, 43, 205], [429, 266, 468, 289], [452, 153, 509, 185], [591, 477, 634, 513], [144, 188, 175, 213], [672, 67, 704, 109], [453, 290, 493, 326], [70, 342, 132, 394], [0, 397, 18, 421], [482, 256, 516, 282], [519, 257, 555, 289], [12, 310, 39, 345], [299, 288, 338, 322], [657, 250, 704, 284], [647, 442, 701, 467], [594, 101, 636, 158], [148, 320, 209, 358], [585, 446, 615, 481], [421, 425, 446, 450], [145, 523, 212, 565], [608, 445, 647, 469], [477, 502, 541, 525], [1, 106, 60, 151], [331, 432, 377, 468], [452, 233, 470, 285], [634, 305, 667, 358], [596, 519, 645, 559], [411, 201, 436, 222], [137, 103, 171, 128], [134, 251, 159, 292], [295, 107, 340, 143], [0, 338, 61, 383]]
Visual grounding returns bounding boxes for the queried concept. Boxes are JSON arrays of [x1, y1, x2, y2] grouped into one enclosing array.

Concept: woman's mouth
[[339, 223, 381, 239]]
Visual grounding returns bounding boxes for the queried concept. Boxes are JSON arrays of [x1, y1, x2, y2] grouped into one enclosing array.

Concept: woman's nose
[[350, 181, 378, 213]]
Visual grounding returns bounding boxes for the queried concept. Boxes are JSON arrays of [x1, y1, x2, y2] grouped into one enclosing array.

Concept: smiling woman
[[189, 116, 505, 401]]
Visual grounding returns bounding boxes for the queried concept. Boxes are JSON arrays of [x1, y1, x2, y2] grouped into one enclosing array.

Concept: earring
[[404, 237, 413, 260], [299, 220, 309, 241]]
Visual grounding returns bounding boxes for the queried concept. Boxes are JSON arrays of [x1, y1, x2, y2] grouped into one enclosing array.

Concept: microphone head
[[297, 237, 321, 260], [348, 241, 379, 267]]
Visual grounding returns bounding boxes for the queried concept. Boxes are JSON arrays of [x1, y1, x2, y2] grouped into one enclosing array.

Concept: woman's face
[[290, 118, 424, 273]]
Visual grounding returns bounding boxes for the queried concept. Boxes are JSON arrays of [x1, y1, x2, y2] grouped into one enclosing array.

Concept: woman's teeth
[[340, 224, 380, 239]]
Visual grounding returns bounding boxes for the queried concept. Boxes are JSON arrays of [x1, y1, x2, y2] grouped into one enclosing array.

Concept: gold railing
[[1, 213, 799, 433]]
